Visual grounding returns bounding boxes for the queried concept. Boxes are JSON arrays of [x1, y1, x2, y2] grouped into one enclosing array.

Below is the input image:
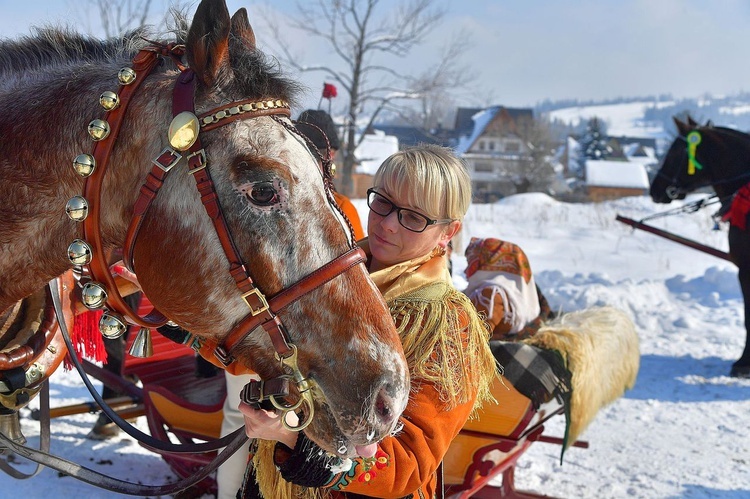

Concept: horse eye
[[248, 183, 279, 206]]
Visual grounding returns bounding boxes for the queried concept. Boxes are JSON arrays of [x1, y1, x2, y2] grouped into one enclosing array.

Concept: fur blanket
[[525, 306, 640, 446]]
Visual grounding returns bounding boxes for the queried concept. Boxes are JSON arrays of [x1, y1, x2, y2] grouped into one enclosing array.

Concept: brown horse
[[0, 0, 408, 457]]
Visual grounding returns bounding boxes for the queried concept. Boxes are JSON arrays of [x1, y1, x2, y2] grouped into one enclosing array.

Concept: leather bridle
[[71, 42, 366, 430]]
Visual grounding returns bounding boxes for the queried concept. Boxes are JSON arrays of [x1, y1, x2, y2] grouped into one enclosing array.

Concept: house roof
[[454, 106, 534, 155], [584, 159, 650, 189], [453, 106, 532, 136], [371, 124, 454, 148]]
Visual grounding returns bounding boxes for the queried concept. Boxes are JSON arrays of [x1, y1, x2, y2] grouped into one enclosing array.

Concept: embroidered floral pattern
[[329, 449, 391, 489], [357, 449, 390, 484], [465, 237, 533, 283]]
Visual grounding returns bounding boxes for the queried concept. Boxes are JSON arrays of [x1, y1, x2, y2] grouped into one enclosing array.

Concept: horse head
[[650, 115, 750, 203], [0, 0, 409, 458], [130, 0, 408, 457]]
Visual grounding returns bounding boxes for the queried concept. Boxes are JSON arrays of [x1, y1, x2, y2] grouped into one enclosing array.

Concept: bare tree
[[89, 0, 155, 37], [70, 0, 189, 38], [267, 0, 472, 196], [510, 117, 558, 194]]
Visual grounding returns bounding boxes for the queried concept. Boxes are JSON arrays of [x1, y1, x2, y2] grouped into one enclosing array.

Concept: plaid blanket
[[489, 340, 571, 411], [490, 340, 573, 461]]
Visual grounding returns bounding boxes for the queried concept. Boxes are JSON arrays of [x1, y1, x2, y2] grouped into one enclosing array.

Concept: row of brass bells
[[65, 65, 152, 353]]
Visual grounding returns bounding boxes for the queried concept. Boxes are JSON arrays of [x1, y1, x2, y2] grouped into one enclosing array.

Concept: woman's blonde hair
[[373, 144, 472, 221]]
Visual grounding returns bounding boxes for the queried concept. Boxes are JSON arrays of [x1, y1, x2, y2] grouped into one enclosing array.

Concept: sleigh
[[443, 378, 582, 499], [54, 333, 578, 498]]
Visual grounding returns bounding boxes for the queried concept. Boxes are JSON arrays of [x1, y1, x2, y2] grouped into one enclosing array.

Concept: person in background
[[463, 237, 551, 340], [295, 109, 365, 241], [236, 144, 498, 499]]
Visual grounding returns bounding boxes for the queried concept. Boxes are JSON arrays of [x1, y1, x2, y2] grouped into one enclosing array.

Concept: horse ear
[[687, 116, 698, 126], [230, 8, 256, 51], [673, 116, 691, 136], [186, 0, 231, 87]]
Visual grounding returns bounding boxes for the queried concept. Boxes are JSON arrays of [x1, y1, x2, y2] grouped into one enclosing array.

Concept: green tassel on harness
[[686, 131, 704, 175]]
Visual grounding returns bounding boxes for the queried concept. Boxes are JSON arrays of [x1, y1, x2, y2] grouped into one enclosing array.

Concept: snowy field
[[1, 193, 748, 498]]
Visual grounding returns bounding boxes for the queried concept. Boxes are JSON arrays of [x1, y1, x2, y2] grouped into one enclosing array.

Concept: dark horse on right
[[651, 116, 750, 378]]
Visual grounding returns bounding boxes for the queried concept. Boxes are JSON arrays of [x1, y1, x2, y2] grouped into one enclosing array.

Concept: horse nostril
[[374, 386, 396, 427]]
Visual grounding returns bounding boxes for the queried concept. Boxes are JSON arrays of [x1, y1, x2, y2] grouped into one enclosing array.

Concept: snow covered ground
[[1, 193, 749, 498]]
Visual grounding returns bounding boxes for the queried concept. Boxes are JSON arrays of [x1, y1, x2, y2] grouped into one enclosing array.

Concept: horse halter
[[64, 43, 366, 430]]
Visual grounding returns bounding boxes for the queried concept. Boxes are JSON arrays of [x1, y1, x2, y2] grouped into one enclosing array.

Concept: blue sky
[[2, 0, 750, 109]]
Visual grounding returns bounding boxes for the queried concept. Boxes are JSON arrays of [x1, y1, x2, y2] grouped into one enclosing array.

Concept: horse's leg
[[728, 225, 750, 378]]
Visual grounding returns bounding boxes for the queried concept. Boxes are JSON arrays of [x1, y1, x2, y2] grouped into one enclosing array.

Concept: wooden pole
[[615, 215, 734, 264]]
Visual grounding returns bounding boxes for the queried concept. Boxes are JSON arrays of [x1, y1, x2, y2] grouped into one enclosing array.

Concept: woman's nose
[[381, 210, 400, 232]]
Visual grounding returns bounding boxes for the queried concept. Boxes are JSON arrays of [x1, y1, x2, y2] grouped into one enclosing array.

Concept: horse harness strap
[[217, 246, 367, 360], [81, 47, 173, 329]]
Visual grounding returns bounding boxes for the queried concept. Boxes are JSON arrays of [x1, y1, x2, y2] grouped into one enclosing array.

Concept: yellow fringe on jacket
[[392, 280, 497, 412]]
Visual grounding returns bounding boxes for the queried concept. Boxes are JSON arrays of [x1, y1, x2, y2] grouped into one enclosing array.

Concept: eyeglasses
[[367, 188, 454, 233]]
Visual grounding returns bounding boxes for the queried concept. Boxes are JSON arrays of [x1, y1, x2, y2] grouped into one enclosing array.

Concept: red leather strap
[[122, 70, 197, 273], [215, 247, 367, 364], [82, 49, 168, 328]]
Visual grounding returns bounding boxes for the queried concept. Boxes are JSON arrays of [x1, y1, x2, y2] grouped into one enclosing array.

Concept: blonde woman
[[238, 144, 498, 499]]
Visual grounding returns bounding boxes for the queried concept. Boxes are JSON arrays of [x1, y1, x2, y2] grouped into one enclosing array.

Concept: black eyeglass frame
[[366, 188, 455, 233]]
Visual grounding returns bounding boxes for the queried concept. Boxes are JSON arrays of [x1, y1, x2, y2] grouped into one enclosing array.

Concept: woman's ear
[[438, 221, 461, 248]]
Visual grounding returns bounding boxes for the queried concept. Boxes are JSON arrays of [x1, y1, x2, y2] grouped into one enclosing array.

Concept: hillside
[[541, 92, 750, 152]]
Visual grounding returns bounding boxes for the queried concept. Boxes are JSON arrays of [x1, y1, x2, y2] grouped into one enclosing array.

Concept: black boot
[[730, 361, 750, 378]]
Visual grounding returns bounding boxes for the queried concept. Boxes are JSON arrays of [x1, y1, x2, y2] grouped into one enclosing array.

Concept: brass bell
[[65, 196, 89, 221], [99, 91, 120, 111], [72, 154, 96, 177], [67, 239, 92, 266], [99, 312, 127, 339], [81, 281, 107, 309], [88, 119, 110, 141], [117, 67, 137, 85], [128, 328, 153, 358], [330, 163, 337, 177], [168, 111, 200, 151], [0, 412, 26, 454]]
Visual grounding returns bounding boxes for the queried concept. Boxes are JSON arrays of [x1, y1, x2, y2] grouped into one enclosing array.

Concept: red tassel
[[64, 310, 108, 370]]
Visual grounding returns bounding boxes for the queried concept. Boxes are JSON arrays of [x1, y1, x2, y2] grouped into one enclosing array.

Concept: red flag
[[322, 82, 337, 99]]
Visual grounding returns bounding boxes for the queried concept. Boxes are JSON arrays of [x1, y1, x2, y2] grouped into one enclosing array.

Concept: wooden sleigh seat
[[121, 330, 225, 493], [443, 376, 579, 499]]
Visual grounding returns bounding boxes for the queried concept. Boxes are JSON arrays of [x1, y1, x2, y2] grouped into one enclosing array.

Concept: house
[[371, 124, 454, 149], [349, 130, 399, 198], [584, 159, 650, 201], [454, 106, 535, 202]]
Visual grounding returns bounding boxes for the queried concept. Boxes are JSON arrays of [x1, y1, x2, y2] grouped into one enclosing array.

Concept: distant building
[[370, 124, 454, 149], [350, 130, 399, 198], [584, 159, 650, 201], [454, 106, 535, 202]]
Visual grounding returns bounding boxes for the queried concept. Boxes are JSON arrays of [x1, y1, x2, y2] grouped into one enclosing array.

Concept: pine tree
[[578, 117, 611, 171]]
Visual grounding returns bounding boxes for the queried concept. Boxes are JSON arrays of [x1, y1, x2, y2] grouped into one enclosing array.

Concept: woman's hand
[[109, 261, 141, 288], [238, 402, 299, 449]]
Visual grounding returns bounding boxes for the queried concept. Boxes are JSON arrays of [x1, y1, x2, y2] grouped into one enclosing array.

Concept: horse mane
[[0, 26, 155, 75], [0, 12, 302, 104]]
